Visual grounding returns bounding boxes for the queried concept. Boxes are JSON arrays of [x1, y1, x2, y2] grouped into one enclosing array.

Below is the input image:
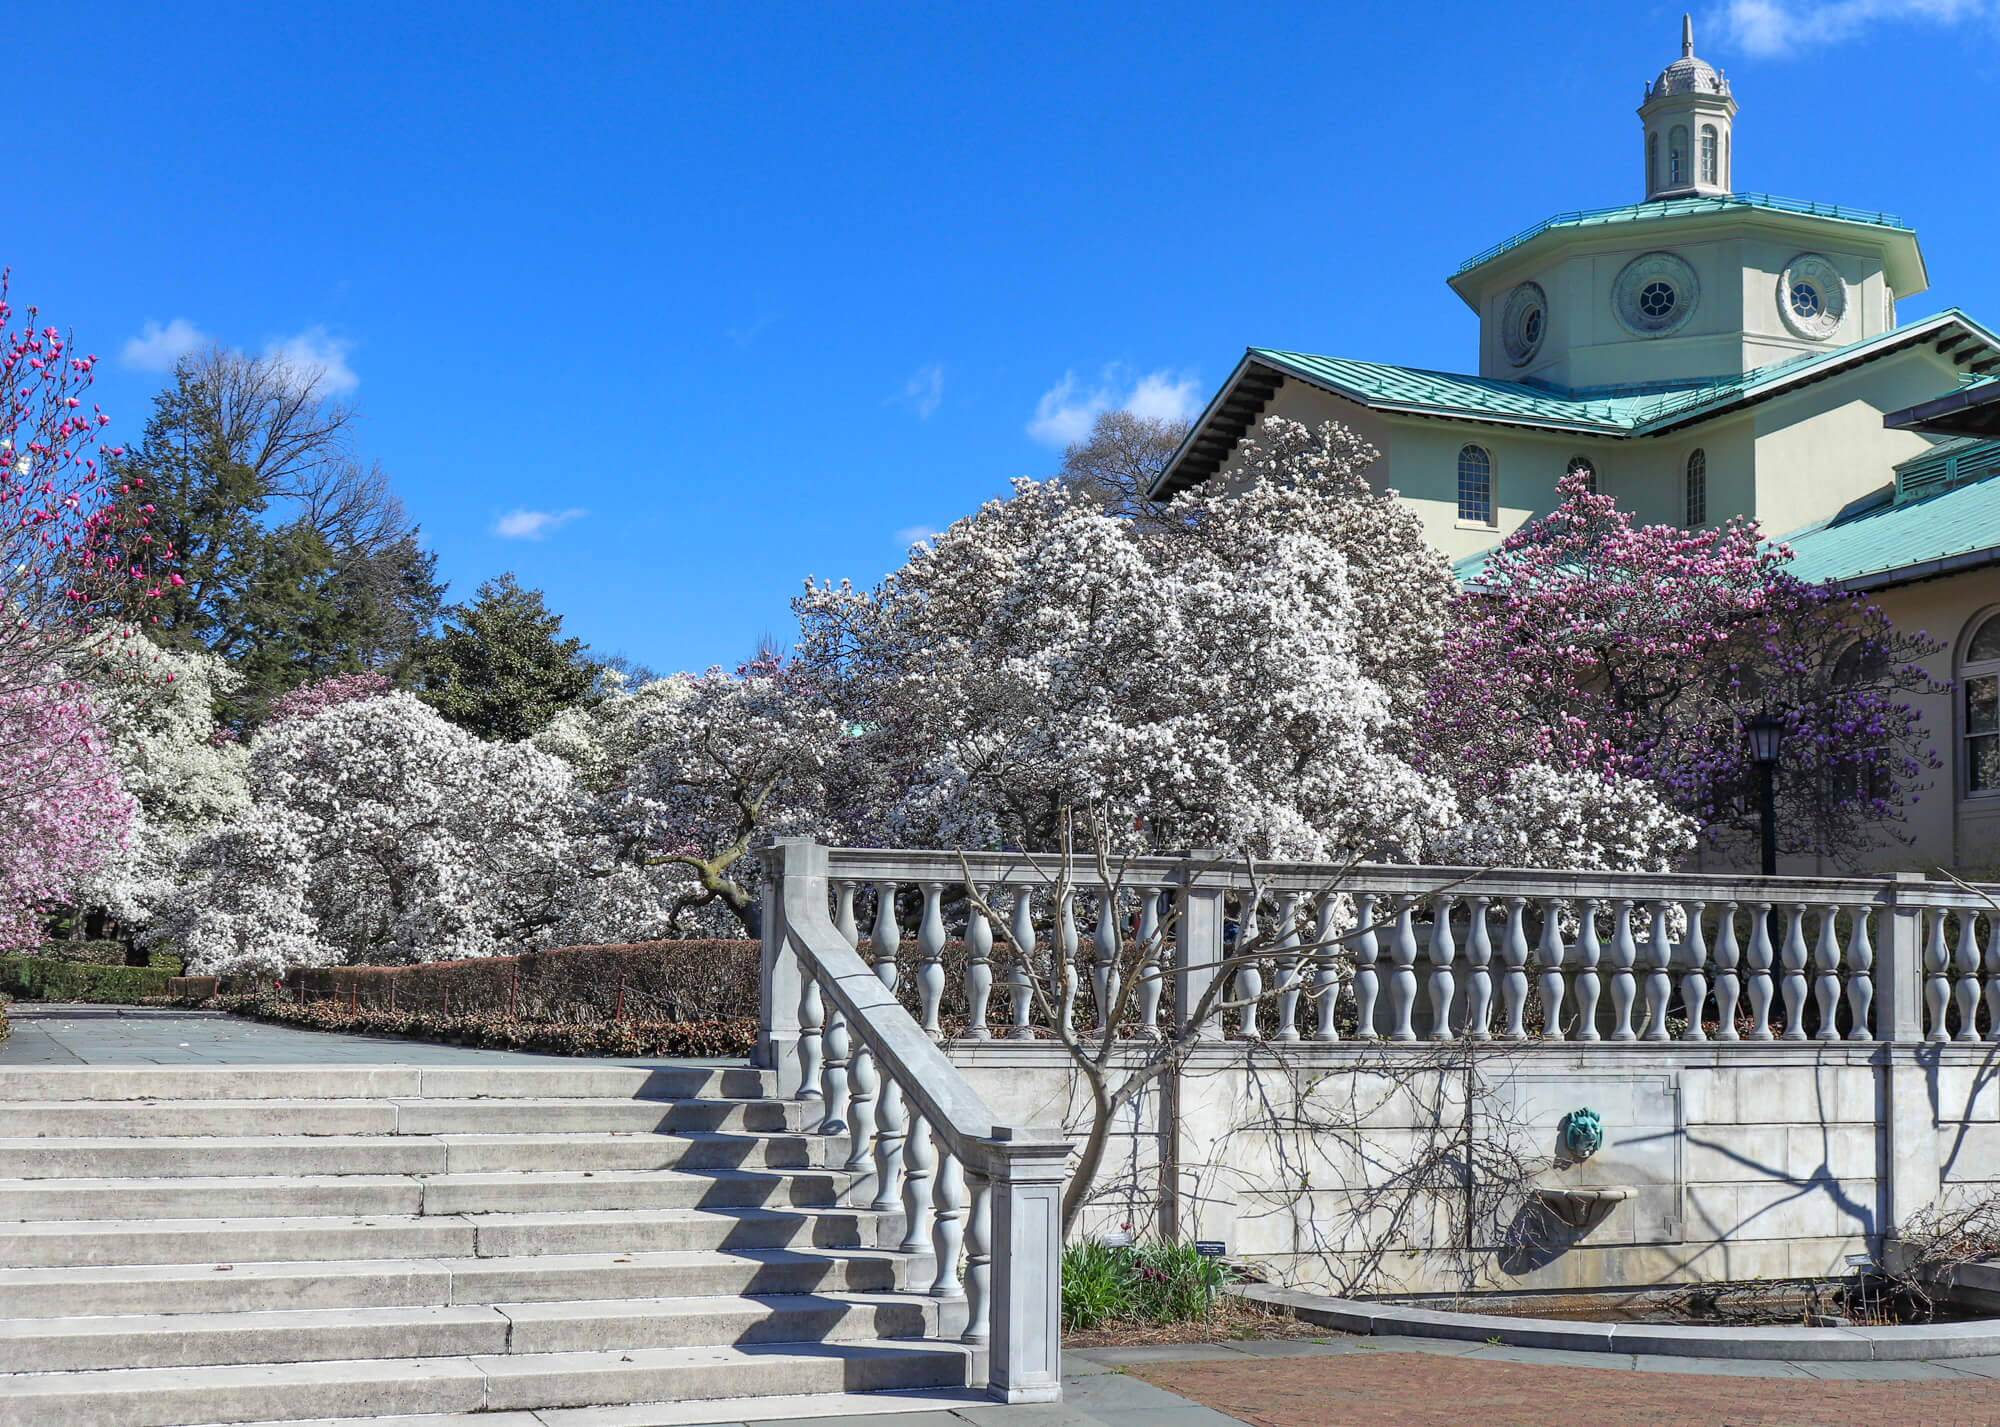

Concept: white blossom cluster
[[162, 692, 671, 977], [1428, 761, 1699, 874], [75, 641, 251, 933]]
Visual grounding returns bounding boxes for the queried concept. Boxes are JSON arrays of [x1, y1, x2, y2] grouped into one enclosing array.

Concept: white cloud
[[493, 507, 588, 540], [121, 318, 208, 372], [1026, 365, 1203, 447], [1722, 0, 1991, 54], [265, 326, 359, 395], [891, 363, 944, 420], [894, 524, 940, 547]]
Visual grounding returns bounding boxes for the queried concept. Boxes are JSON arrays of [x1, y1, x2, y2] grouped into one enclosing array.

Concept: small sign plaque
[[1194, 1241, 1226, 1258]]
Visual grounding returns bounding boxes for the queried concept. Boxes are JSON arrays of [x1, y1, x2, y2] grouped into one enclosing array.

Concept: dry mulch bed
[[1065, 1297, 1335, 1349]]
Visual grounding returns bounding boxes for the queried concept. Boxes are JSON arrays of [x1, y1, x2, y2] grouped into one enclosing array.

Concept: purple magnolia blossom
[[1428, 471, 1943, 862]]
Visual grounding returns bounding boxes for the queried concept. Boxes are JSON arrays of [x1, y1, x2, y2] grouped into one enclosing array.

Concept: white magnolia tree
[[73, 640, 251, 938]]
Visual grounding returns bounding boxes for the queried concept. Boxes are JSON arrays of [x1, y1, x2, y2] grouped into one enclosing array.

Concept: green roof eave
[[1447, 192, 1927, 310], [1777, 465, 2000, 589]]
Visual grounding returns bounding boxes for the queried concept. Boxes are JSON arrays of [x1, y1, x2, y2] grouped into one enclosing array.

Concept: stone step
[[0, 1167, 848, 1222], [0, 1207, 875, 1268], [0, 1247, 911, 1317], [0, 1339, 973, 1427], [0, 1129, 823, 1180], [0, 1096, 802, 1140], [0, 1064, 773, 1104], [0, 1292, 938, 1372]]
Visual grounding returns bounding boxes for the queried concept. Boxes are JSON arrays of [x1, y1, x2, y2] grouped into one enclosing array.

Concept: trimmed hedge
[[0, 998, 9, 1045], [22, 940, 129, 966], [0, 955, 176, 1004], [222, 993, 755, 1058], [284, 941, 762, 1022]]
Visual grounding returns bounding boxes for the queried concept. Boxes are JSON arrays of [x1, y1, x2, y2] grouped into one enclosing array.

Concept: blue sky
[[11, 0, 1999, 672]]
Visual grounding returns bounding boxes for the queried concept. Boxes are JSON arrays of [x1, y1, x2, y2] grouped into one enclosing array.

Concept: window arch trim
[[1685, 448, 1707, 526], [1456, 444, 1494, 526], [1960, 606, 2000, 799]]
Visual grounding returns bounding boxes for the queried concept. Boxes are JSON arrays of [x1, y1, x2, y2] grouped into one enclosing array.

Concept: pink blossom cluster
[[0, 683, 133, 945], [267, 672, 394, 725], [1429, 471, 1942, 861]]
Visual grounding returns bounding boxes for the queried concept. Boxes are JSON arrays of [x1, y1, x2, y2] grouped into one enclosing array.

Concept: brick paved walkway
[[1127, 1349, 2000, 1427]]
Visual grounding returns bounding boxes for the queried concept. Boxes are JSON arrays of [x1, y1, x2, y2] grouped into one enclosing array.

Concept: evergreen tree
[[415, 574, 594, 740]]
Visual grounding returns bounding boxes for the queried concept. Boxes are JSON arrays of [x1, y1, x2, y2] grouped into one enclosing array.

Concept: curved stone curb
[[1235, 1284, 2000, 1361]]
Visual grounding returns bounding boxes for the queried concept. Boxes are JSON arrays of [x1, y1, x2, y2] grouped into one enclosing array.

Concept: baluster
[[1426, 894, 1457, 1042], [961, 1169, 992, 1344], [1985, 914, 2000, 1044], [1743, 902, 1776, 1041], [1846, 904, 1875, 1042], [1924, 909, 1951, 1043], [1057, 889, 1080, 1034], [899, 1081, 934, 1252], [1535, 897, 1565, 1039], [872, 882, 902, 994], [819, 1001, 850, 1134], [872, 1064, 905, 1214], [1638, 899, 1671, 1041], [844, 1041, 878, 1174], [1812, 904, 1842, 1041], [1094, 887, 1122, 1036], [1312, 895, 1343, 1043], [1274, 893, 1304, 1042], [1779, 903, 1810, 1040], [834, 880, 859, 949], [930, 1136, 965, 1300], [1679, 902, 1709, 1042], [1465, 896, 1494, 1040], [1501, 896, 1530, 1040], [1007, 887, 1036, 1039], [1136, 887, 1165, 1039], [917, 881, 946, 1036], [1573, 899, 1602, 1042], [1954, 908, 1985, 1043], [1388, 898, 1419, 1042], [964, 891, 994, 1041], [1713, 903, 1742, 1040], [1235, 893, 1264, 1039], [1352, 895, 1382, 1041], [796, 967, 823, 1102], [1608, 899, 1638, 1041]]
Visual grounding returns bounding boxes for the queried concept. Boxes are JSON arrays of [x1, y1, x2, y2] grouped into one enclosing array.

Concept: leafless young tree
[[1055, 409, 1190, 531]]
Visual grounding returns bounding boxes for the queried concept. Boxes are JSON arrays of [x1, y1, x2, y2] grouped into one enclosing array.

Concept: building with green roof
[[1150, 15, 2000, 871]]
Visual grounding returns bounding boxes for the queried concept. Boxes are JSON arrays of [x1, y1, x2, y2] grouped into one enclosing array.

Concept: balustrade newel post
[[917, 881, 947, 1037], [984, 1132, 1069, 1403], [1779, 903, 1810, 1040], [965, 891, 995, 1041], [1274, 892, 1304, 1042], [1311, 895, 1343, 1043], [1426, 894, 1457, 1042]]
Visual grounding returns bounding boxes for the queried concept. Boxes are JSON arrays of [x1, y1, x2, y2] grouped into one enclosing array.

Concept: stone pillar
[[1878, 872, 1938, 1236], [1175, 851, 1226, 1042], [756, 838, 818, 1096], [984, 1128, 1071, 1404]]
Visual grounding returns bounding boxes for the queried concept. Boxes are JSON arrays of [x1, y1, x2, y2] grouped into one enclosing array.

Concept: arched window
[[1685, 448, 1707, 526], [1669, 125, 1688, 186], [1700, 125, 1719, 184], [1566, 455, 1597, 494], [1457, 445, 1493, 525], [1965, 612, 2000, 796], [1648, 134, 1659, 193]]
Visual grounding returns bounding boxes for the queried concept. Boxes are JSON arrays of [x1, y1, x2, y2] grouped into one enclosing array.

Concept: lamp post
[[1743, 711, 1786, 876]]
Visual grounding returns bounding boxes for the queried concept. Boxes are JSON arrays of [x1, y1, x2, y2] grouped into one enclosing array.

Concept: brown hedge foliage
[[221, 993, 756, 1058], [283, 941, 761, 1022]]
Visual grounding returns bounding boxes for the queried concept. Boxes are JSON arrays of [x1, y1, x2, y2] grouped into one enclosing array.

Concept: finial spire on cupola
[[1640, 13, 1738, 200]]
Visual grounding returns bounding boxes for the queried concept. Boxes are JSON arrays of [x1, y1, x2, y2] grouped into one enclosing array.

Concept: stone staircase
[[0, 1063, 975, 1427]]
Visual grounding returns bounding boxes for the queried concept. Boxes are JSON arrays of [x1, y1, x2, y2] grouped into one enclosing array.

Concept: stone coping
[[1237, 1284, 2000, 1361]]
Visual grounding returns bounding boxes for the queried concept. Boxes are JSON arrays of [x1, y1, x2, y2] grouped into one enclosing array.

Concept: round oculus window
[[1777, 254, 1847, 340], [1501, 282, 1548, 366], [1613, 252, 1699, 336]]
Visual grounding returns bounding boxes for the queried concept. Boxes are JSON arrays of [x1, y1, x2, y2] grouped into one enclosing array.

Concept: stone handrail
[[775, 847, 2000, 1047], [758, 838, 1068, 1405]]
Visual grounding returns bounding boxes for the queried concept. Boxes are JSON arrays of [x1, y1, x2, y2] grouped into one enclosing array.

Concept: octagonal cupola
[[1640, 14, 1736, 200]]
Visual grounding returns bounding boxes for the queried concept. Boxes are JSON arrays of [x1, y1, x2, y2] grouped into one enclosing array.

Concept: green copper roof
[[1455, 192, 1912, 277], [1248, 311, 1999, 440], [1780, 467, 2000, 588]]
